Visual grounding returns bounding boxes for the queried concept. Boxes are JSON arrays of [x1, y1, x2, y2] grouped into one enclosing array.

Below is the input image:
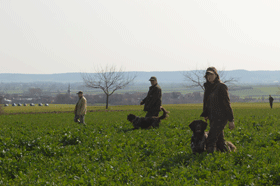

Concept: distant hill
[[0, 70, 280, 84]]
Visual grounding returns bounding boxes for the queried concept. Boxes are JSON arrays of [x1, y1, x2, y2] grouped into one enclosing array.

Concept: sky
[[0, 0, 280, 74]]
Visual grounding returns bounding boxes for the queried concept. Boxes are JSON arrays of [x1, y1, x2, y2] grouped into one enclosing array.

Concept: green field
[[2, 104, 141, 114], [1, 103, 280, 185], [229, 86, 280, 98]]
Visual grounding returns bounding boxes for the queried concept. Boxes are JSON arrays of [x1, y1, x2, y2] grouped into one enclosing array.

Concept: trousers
[[74, 114, 85, 124], [145, 111, 159, 117], [206, 119, 228, 153]]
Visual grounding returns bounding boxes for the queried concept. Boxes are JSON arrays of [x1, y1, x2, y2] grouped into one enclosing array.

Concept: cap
[[149, 76, 157, 81], [77, 91, 83, 94], [206, 67, 218, 75]]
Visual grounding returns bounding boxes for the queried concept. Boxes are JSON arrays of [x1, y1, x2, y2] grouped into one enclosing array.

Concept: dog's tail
[[158, 107, 169, 120]]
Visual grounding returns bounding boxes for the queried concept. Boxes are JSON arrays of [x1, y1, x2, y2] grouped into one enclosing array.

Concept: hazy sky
[[1, 0, 280, 74]]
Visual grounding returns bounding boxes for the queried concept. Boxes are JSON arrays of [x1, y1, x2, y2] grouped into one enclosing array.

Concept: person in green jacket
[[74, 91, 87, 125], [140, 76, 162, 117], [200, 67, 235, 153]]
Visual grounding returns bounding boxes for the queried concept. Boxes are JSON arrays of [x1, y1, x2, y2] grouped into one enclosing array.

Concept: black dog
[[189, 120, 237, 154], [127, 108, 169, 129], [189, 120, 208, 154]]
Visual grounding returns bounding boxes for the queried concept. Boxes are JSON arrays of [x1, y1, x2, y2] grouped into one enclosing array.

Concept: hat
[[206, 67, 218, 75], [149, 76, 157, 81], [77, 91, 83, 94]]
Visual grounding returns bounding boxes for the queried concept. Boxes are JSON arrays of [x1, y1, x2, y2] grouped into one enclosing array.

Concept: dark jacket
[[269, 96, 274, 103], [200, 81, 234, 122], [142, 84, 162, 112]]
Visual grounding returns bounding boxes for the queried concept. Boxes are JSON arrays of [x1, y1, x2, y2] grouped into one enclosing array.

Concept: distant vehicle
[[24, 103, 27, 106], [45, 103, 49, 106], [18, 103, 22, 106], [30, 103, 35, 106], [12, 103, 16, 106], [39, 103, 43, 106], [4, 104, 9, 107]]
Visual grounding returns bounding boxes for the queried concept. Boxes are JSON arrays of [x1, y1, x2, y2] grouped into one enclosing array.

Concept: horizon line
[[2, 69, 280, 75]]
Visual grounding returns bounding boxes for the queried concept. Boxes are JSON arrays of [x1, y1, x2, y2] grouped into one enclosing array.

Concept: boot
[[217, 143, 228, 153], [207, 147, 214, 154]]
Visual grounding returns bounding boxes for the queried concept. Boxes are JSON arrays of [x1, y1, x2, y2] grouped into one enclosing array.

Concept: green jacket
[[201, 82, 234, 122], [142, 84, 162, 112], [75, 96, 87, 115]]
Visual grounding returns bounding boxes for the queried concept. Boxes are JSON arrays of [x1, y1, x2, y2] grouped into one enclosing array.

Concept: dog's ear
[[189, 120, 197, 131], [127, 114, 136, 122], [201, 120, 208, 131]]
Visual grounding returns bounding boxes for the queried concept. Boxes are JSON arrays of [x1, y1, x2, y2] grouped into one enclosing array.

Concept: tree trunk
[[106, 94, 109, 109]]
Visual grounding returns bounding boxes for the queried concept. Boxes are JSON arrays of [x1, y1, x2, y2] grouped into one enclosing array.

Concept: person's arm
[[200, 92, 208, 118], [80, 98, 87, 115], [220, 84, 234, 122], [141, 96, 147, 105], [74, 103, 77, 114]]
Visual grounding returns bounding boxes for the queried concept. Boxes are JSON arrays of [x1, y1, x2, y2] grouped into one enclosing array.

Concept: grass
[[2, 104, 143, 114], [1, 103, 280, 185], [3, 102, 280, 114], [229, 86, 280, 98]]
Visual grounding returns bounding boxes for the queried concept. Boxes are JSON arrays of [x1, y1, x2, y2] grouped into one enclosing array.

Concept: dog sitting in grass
[[189, 120, 237, 154], [127, 108, 169, 129]]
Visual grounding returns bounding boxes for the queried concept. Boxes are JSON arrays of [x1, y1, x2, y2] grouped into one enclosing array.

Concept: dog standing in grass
[[127, 107, 169, 129], [74, 91, 87, 125]]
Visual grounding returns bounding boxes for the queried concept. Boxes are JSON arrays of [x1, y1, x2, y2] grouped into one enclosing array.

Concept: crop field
[[2, 104, 141, 114], [229, 86, 280, 98], [1, 103, 280, 185]]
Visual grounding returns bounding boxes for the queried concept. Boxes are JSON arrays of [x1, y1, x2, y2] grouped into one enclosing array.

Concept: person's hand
[[140, 101, 144, 105], [204, 117, 208, 122], [228, 121, 235, 130]]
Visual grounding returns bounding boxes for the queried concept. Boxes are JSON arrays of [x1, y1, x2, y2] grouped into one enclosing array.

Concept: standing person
[[200, 67, 235, 153], [269, 95, 274, 109], [74, 91, 87, 125], [140, 76, 162, 117]]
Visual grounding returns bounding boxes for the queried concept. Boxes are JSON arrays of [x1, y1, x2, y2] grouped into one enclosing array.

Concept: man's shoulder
[[217, 82, 228, 90], [155, 84, 161, 90], [82, 96, 87, 101]]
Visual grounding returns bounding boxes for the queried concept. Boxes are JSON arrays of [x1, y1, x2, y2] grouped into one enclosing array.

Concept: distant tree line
[[1, 91, 278, 106], [52, 91, 247, 105]]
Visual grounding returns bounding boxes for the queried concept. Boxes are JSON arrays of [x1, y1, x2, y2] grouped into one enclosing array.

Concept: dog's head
[[189, 120, 208, 133], [127, 114, 136, 123]]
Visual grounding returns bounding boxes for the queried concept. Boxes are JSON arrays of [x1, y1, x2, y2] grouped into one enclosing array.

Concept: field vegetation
[[1, 103, 280, 185]]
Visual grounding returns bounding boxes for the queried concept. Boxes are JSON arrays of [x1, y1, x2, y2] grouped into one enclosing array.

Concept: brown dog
[[127, 108, 169, 129], [189, 120, 237, 154]]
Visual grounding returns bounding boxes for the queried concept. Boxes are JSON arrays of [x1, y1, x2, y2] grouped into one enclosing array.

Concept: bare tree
[[183, 68, 238, 91], [81, 65, 137, 109]]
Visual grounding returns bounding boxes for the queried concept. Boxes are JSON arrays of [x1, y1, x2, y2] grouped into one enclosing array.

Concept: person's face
[[207, 73, 217, 83], [78, 93, 83, 98], [150, 80, 157, 86]]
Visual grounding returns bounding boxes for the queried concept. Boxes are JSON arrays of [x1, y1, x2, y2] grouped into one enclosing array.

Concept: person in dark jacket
[[269, 95, 274, 109], [140, 76, 162, 117], [200, 67, 235, 154]]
